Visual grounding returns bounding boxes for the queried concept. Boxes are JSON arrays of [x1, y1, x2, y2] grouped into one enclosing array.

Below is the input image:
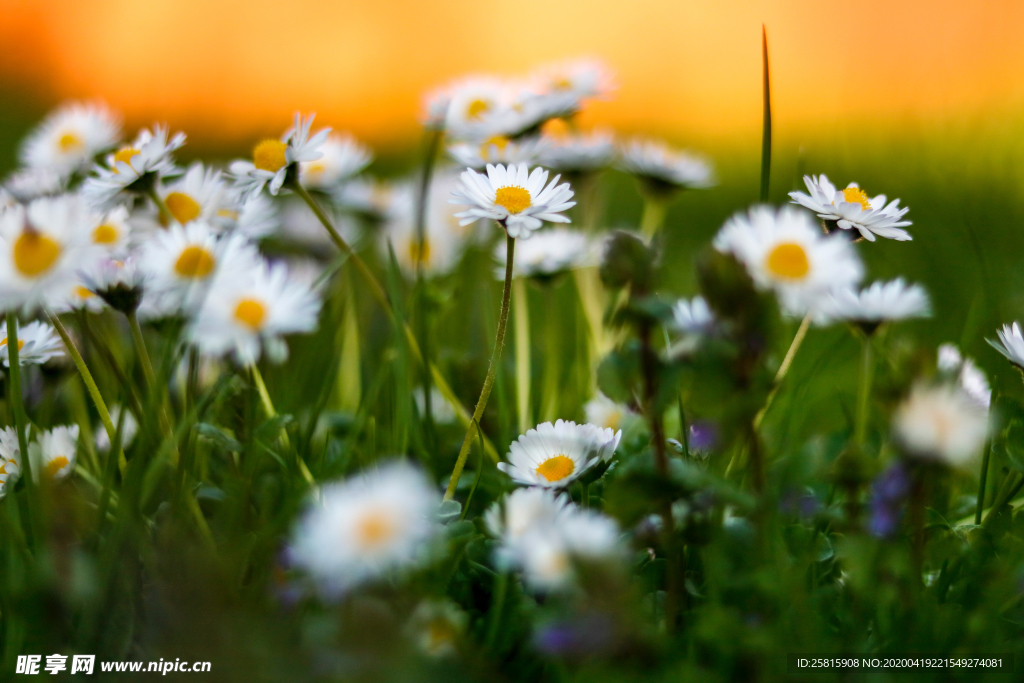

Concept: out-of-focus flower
[[450, 163, 575, 239], [497, 419, 621, 488], [88, 205, 133, 256], [893, 383, 989, 470], [406, 600, 467, 658], [443, 77, 508, 141], [2, 168, 66, 203], [230, 113, 330, 199], [495, 228, 594, 279], [29, 425, 79, 481], [332, 176, 392, 219], [0, 427, 23, 499], [0, 320, 64, 367], [988, 323, 1024, 369], [448, 135, 545, 170], [412, 387, 456, 424], [671, 296, 714, 334], [584, 392, 631, 432], [713, 205, 864, 316], [82, 126, 185, 209], [814, 279, 930, 327], [19, 102, 121, 177], [789, 174, 912, 242], [533, 613, 617, 657], [298, 133, 372, 190], [234, 192, 279, 239], [156, 163, 233, 228], [532, 58, 615, 101], [485, 487, 573, 551], [688, 420, 719, 456], [619, 139, 714, 194], [289, 460, 442, 594], [95, 405, 138, 452], [382, 180, 467, 278], [188, 256, 321, 365], [539, 130, 616, 174], [937, 344, 991, 409], [80, 256, 146, 315]]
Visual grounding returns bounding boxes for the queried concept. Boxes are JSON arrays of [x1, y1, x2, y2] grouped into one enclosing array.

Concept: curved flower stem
[[126, 311, 157, 393], [639, 196, 668, 239], [513, 277, 532, 434], [854, 333, 873, 451], [146, 187, 173, 225], [250, 364, 315, 487], [753, 312, 812, 429], [47, 312, 116, 447], [443, 234, 516, 502]]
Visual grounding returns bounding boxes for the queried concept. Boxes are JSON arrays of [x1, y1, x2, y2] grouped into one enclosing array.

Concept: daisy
[[583, 392, 631, 432], [95, 405, 138, 452], [533, 58, 615, 101], [382, 182, 466, 278], [814, 279, 930, 327], [497, 419, 622, 488], [988, 322, 1024, 369], [713, 205, 864, 316], [448, 135, 546, 170], [516, 509, 622, 591], [443, 77, 509, 141], [485, 487, 573, 552], [81, 125, 185, 209], [19, 101, 121, 177], [539, 130, 616, 173], [406, 600, 467, 658], [619, 139, 715, 194], [0, 194, 99, 313], [450, 163, 575, 239], [893, 383, 988, 470], [51, 280, 107, 314], [230, 113, 330, 200], [79, 255, 146, 314], [299, 133, 372, 190], [0, 319, 63, 367], [0, 427, 22, 498], [188, 256, 321, 364], [288, 460, 442, 593], [2, 168, 67, 202], [494, 228, 594, 279], [937, 344, 991, 409], [494, 86, 581, 140], [671, 296, 714, 334], [234, 192, 279, 239], [155, 163, 233, 228], [29, 425, 79, 481], [87, 205, 132, 255], [789, 174, 912, 242]]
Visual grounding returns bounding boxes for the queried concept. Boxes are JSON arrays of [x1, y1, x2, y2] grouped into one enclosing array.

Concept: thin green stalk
[[753, 312, 811, 429], [47, 312, 116, 447], [146, 187, 173, 225], [513, 277, 531, 434], [250, 364, 315, 487], [126, 311, 157, 394], [4, 313, 37, 535], [975, 441, 993, 525], [982, 470, 1024, 527], [759, 25, 772, 202], [444, 234, 516, 502], [485, 571, 509, 650], [639, 197, 668, 239], [581, 481, 590, 509], [854, 333, 873, 450]]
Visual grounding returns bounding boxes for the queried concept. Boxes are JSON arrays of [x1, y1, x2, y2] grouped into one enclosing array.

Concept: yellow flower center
[[535, 454, 575, 482], [233, 298, 266, 330], [426, 620, 455, 653], [93, 223, 120, 244], [13, 232, 62, 277], [174, 246, 215, 279], [253, 139, 288, 172], [765, 242, 810, 280], [43, 456, 69, 479], [841, 186, 872, 211], [551, 76, 574, 91], [217, 209, 240, 220], [0, 462, 7, 475], [75, 286, 95, 300], [165, 192, 202, 224], [112, 146, 140, 171], [0, 338, 26, 351], [494, 186, 531, 215], [465, 99, 491, 121], [409, 238, 432, 266], [58, 131, 84, 152], [355, 510, 397, 549], [479, 136, 509, 161], [303, 161, 326, 181], [604, 411, 622, 431]]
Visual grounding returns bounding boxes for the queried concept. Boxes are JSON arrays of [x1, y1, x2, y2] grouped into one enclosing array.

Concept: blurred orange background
[[2, 0, 1024, 149]]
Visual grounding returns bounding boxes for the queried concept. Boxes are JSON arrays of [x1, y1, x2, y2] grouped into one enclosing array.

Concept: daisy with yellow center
[[450, 162, 576, 239], [0, 319, 64, 367], [0, 427, 22, 499], [789, 174, 912, 242], [81, 125, 185, 210], [28, 425, 79, 482], [289, 460, 441, 593], [619, 138, 715, 194], [497, 419, 621, 489], [230, 113, 331, 200], [19, 101, 120, 177], [382, 178, 467, 278], [188, 255, 321, 364], [894, 383, 989, 471], [151, 162, 234, 230], [713, 205, 864, 316], [442, 77, 508, 140], [447, 135, 545, 170], [88, 205, 132, 255], [297, 133, 372, 190], [532, 58, 616, 101]]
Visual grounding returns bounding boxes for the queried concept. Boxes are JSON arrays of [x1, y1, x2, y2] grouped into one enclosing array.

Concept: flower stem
[[47, 311, 116, 448], [443, 234, 516, 502], [513, 277, 531, 434], [146, 187, 173, 225], [4, 313, 38, 527], [126, 311, 157, 394], [753, 313, 812, 429], [250, 364, 315, 487], [975, 441, 993, 525], [854, 333, 873, 451], [639, 196, 668, 239]]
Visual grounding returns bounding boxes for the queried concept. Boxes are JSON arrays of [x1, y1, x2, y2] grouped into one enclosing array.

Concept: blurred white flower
[[19, 102, 121, 177], [96, 405, 139, 452], [82, 126, 185, 209], [29, 425, 79, 481], [989, 323, 1024, 369], [382, 180, 467, 278], [233, 192, 279, 239], [532, 58, 615, 101], [443, 77, 509, 141], [448, 135, 545, 170], [814, 279, 930, 326], [671, 296, 714, 334], [298, 133, 372, 189], [495, 228, 594, 279], [583, 392, 631, 432], [789, 174, 912, 242], [450, 163, 575, 239], [412, 386, 456, 424], [0, 320, 64, 367], [80, 255, 146, 314], [230, 113, 330, 199], [498, 419, 621, 488], [619, 139, 714, 191], [2, 168, 66, 203], [0, 427, 23, 498], [539, 130, 616, 173], [894, 383, 988, 470], [406, 600, 467, 658], [88, 205, 133, 255], [157, 162, 233, 228], [937, 344, 991, 409], [289, 460, 442, 593]]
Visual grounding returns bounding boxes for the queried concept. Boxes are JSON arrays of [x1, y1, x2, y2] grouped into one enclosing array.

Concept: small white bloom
[[814, 279, 930, 325], [87, 205, 133, 255], [19, 102, 121, 177], [279, 198, 359, 249], [894, 384, 988, 470], [491, 85, 580, 139], [789, 174, 912, 242], [289, 460, 442, 593], [494, 228, 594, 278], [81, 126, 185, 209], [539, 130, 616, 173], [937, 344, 990, 409], [485, 487, 573, 550], [448, 135, 545, 170], [95, 405, 138, 452], [406, 600, 467, 658], [230, 113, 330, 199], [713, 205, 864, 316], [29, 425, 79, 481], [412, 387, 456, 424], [382, 180, 467, 278], [421, 86, 452, 130], [497, 419, 621, 488], [299, 133, 372, 189], [332, 176, 392, 218], [671, 296, 714, 334], [619, 139, 714, 191], [989, 323, 1024, 368], [188, 256, 321, 364], [0, 320, 64, 367], [0, 427, 23, 498], [234, 192, 279, 239], [450, 163, 575, 239], [79, 255, 146, 314], [443, 77, 509, 141], [3, 168, 66, 202], [583, 392, 631, 432], [156, 163, 233, 228], [532, 58, 615, 101]]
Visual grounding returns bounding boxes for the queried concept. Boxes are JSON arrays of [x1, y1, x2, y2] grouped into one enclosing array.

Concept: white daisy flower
[[494, 228, 594, 278], [443, 77, 509, 141], [95, 405, 138, 452], [713, 205, 864, 316], [814, 279, 930, 326], [671, 295, 714, 334], [485, 487, 573, 552], [230, 112, 330, 200], [0, 319, 63, 367], [406, 600, 467, 658], [533, 58, 615, 100], [789, 174, 912, 242], [234, 192, 279, 239], [188, 256, 321, 365], [893, 383, 988, 470], [88, 205, 133, 255], [492, 85, 581, 139], [0, 427, 23, 498], [156, 162, 233, 228], [2, 168, 67, 203], [0, 194, 99, 313], [382, 181, 467, 278], [289, 460, 442, 593], [450, 163, 575, 239], [19, 101, 121, 177], [516, 509, 622, 591], [81, 125, 186, 209], [988, 322, 1024, 369], [619, 139, 715, 192], [937, 344, 991, 409], [299, 133, 372, 190], [448, 135, 546, 170], [29, 425, 79, 481], [497, 419, 622, 488], [79, 255, 146, 314], [539, 130, 616, 173], [583, 392, 632, 432]]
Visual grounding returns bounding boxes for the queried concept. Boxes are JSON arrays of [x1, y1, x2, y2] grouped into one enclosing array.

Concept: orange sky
[[2, 0, 1024, 147]]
